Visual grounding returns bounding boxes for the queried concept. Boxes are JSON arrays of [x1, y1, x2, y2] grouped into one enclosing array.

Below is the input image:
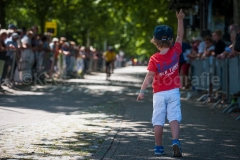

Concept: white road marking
[[49, 86, 58, 92], [84, 89, 89, 93], [66, 88, 74, 93]]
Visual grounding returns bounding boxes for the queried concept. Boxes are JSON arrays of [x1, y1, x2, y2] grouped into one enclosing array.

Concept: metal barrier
[[191, 57, 214, 102], [228, 56, 240, 95], [192, 56, 240, 120], [192, 59, 209, 91], [211, 58, 229, 109], [191, 57, 232, 93], [221, 59, 229, 95], [222, 56, 240, 115], [213, 58, 222, 91], [237, 97, 240, 121]]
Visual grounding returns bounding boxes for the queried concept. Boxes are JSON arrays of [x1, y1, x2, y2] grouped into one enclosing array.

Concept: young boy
[[137, 9, 185, 157]]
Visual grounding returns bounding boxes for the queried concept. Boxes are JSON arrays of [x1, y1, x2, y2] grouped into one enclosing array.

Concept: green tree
[[3, 0, 177, 58]]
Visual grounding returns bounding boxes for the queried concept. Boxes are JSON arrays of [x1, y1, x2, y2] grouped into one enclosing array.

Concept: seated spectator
[[212, 30, 225, 57]]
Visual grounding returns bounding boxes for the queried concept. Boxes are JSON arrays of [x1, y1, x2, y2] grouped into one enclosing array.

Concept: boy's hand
[[136, 93, 144, 101], [176, 9, 185, 19]]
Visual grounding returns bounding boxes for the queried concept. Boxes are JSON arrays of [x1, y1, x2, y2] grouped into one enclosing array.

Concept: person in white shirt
[[203, 37, 215, 57], [192, 36, 206, 59]]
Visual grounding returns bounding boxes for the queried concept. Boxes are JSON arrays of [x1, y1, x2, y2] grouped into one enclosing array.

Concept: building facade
[[169, 0, 239, 42]]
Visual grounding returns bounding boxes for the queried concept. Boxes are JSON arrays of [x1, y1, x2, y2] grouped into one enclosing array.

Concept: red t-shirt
[[147, 42, 182, 93]]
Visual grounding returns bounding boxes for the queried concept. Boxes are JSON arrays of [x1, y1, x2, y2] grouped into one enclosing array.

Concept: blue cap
[[153, 25, 173, 40], [8, 24, 17, 29]]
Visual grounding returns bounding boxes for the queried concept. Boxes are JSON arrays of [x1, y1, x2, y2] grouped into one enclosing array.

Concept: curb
[[91, 102, 125, 160]]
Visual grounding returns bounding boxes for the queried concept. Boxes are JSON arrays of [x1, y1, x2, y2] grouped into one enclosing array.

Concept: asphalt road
[[0, 66, 146, 131]]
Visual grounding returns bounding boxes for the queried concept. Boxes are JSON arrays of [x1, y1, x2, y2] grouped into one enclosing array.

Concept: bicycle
[[106, 61, 113, 80]]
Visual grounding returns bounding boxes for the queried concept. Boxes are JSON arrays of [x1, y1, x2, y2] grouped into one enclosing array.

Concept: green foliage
[[4, 0, 177, 58]]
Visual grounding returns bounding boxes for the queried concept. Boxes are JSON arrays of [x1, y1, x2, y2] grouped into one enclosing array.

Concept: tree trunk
[[65, 23, 69, 39], [81, 31, 87, 47], [0, 0, 6, 28], [233, 0, 240, 25], [86, 30, 90, 47], [40, 19, 45, 35]]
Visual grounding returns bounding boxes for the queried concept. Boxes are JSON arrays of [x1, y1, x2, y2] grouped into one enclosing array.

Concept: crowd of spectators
[[0, 24, 125, 91], [179, 24, 240, 90]]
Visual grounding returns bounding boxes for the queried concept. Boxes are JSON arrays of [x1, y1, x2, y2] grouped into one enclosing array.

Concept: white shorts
[[152, 88, 182, 126]]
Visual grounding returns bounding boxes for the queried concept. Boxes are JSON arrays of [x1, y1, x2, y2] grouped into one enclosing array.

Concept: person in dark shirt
[[212, 30, 226, 56]]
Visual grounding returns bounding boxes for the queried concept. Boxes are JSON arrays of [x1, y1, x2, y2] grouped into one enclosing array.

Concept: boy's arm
[[175, 9, 185, 45], [141, 71, 155, 90], [137, 71, 155, 101]]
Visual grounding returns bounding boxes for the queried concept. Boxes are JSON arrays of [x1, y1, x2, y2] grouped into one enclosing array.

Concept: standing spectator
[[16, 33, 35, 83], [5, 29, 14, 44], [69, 41, 77, 77], [96, 50, 103, 72], [179, 41, 191, 89], [2, 33, 19, 87], [5, 24, 17, 44], [40, 35, 51, 74], [203, 37, 215, 57], [8, 24, 17, 33], [58, 37, 66, 76], [203, 37, 216, 102], [31, 25, 39, 37], [229, 23, 239, 34], [49, 37, 59, 76], [88, 46, 94, 73], [188, 37, 205, 60], [193, 36, 206, 58], [62, 42, 71, 77], [92, 48, 98, 72], [0, 29, 8, 91], [218, 30, 239, 58], [212, 30, 225, 56], [119, 49, 125, 67], [76, 46, 84, 78], [84, 47, 91, 74], [115, 54, 121, 68]]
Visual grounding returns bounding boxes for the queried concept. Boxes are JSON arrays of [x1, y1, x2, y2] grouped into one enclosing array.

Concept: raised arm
[[175, 9, 185, 44]]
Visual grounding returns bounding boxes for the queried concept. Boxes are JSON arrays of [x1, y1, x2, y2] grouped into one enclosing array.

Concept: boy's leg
[[169, 120, 180, 140], [152, 93, 167, 155], [170, 121, 182, 157], [154, 125, 163, 146], [166, 90, 181, 139], [166, 89, 182, 157]]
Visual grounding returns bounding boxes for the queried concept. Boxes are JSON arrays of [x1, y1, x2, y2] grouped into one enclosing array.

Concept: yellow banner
[[45, 22, 57, 36]]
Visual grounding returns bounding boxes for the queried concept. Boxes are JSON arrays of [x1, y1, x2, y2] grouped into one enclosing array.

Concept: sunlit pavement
[[0, 66, 240, 159]]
